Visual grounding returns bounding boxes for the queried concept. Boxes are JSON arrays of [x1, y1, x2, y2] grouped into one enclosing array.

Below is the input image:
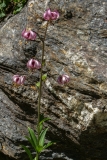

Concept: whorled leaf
[[39, 117, 50, 125], [28, 127, 38, 151], [43, 141, 56, 149], [21, 145, 33, 160], [25, 136, 35, 149], [39, 128, 48, 147]]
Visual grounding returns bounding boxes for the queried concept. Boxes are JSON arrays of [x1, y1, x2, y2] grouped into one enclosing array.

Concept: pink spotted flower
[[43, 9, 59, 21], [27, 59, 41, 70], [57, 74, 70, 85], [21, 29, 36, 40], [12, 75, 26, 85]]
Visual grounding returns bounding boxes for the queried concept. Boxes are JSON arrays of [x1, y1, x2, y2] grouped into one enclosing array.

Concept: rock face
[[0, 0, 107, 160]]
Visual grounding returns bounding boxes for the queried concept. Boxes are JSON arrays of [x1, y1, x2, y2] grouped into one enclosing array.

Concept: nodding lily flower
[[27, 59, 41, 70], [12, 75, 26, 85], [21, 29, 36, 40], [43, 9, 59, 21], [57, 74, 70, 85]]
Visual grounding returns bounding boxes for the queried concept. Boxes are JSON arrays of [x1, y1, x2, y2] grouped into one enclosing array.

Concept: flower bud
[[27, 59, 41, 70], [12, 75, 26, 85], [21, 29, 36, 40], [57, 74, 70, 85], [43, 9, 59, 21]]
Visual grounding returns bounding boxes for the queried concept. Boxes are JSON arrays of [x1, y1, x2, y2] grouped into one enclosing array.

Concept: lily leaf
[[25, 136, 35, 149], [39, 117, 50, 125], [21, 145, 33, 160], [43, 141, 56, 149], [36, 82, 40, 88], [39, 128, 48, 147], [28, 127, 38, 151], [42, 74, 47, 81], [39, 115, 50, 132]]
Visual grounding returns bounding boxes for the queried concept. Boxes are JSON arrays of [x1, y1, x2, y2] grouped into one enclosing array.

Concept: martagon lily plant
[[13, 8, 70, 160]]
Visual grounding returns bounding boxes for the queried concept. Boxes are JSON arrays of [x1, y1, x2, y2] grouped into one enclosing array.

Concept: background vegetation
[[0, 0, 28, 18]]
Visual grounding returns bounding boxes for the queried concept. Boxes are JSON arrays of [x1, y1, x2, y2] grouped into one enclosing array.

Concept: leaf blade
[[21, 145, 33, 160], [42, 74, 47, 81], [43, 141, 56, 149], [39, 117, 50, 125], [36, 82, 40, 88], [25, 136, 35, 149], [28, 127, 38, 151], [39, 128, 48, 147]]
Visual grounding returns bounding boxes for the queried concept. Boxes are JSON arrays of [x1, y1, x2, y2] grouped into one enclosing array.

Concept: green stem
[[37, 21, 49, 132], [36, 153, 39, 160], [37, 40, 45, 137], [44, 21, 49, 40], [37, 22, 49, 160]]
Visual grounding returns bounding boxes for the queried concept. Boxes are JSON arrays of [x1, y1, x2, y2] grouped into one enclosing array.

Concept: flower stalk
[[36, 152, 39, 160], [37, 40, 45, 137], [36, 22, 49, 160]]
